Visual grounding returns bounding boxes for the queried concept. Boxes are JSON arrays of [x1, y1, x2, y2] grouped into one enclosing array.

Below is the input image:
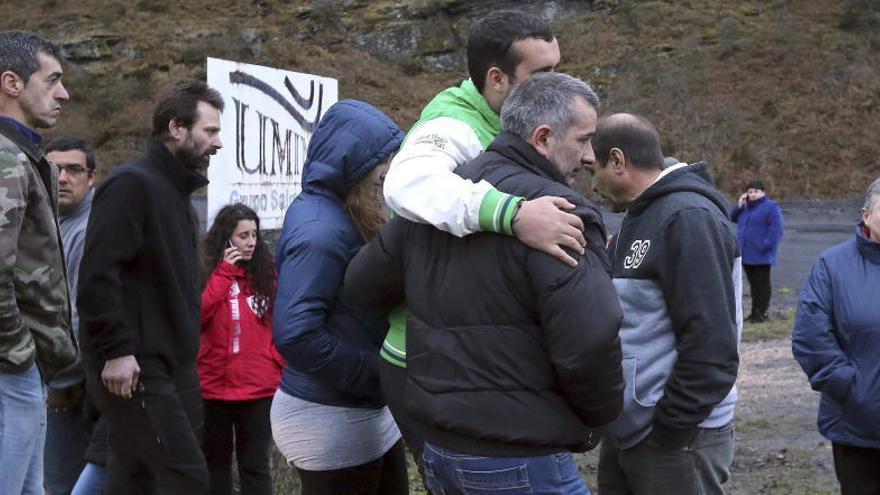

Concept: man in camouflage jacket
[[0, 30, 77, 494]]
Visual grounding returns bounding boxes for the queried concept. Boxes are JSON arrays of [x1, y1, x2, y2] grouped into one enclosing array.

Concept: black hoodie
[[606, 162, 742, 450], [345, 131, 624, 456]]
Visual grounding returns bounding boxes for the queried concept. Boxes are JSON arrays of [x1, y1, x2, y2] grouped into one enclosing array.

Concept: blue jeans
[[0, 363, 47, 495], [422, 442, 591, 495], [70, 463, 106, 495], [45, 404, 93, 494]]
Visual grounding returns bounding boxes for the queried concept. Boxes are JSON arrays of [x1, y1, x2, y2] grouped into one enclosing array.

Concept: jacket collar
[[458, 79, 502, 143], [625, 161, 729, 217], [857, 222, 880, 265], [0, 117, 45, 161], [747, 195, 768, 207], [486, 131, 569, 186], [145, 142, 209, 194]]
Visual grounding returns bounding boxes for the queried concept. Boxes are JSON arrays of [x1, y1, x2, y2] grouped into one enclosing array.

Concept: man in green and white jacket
[[377, 9, 589, 470]]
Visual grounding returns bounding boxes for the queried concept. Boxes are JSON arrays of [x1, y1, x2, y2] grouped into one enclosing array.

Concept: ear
[[0, 71, 23, 97], [609, 147, 626, 175], [863, 207, 870, 224], [529, 124, 554, 157], [485, 66, 510, 93], [167, 118, 186, 141]]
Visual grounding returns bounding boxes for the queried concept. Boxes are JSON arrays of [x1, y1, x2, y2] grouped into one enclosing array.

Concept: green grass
[[742, 308, 795, 343]]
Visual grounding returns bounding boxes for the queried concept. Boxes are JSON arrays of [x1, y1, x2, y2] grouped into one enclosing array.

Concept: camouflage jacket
[[0, 119, 76, 381]]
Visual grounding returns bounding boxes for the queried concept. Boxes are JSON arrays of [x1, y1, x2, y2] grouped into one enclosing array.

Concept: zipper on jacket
[[613, 210, 629, 269]]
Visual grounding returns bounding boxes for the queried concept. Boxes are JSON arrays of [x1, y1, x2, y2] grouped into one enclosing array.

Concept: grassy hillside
[[3, 0, 879, 199]]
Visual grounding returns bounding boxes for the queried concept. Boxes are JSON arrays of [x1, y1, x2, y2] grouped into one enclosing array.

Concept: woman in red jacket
[[199, 203, 283, 495]]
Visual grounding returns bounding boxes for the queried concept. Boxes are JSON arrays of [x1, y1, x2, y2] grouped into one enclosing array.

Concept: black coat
[[345, 131, 624, 456], [78, 143, 206, 377]]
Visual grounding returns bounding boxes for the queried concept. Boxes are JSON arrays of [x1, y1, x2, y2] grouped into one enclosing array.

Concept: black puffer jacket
[[345, 131, 624, 456]]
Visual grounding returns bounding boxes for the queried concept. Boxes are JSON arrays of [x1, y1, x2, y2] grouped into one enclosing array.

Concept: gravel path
[[728, 338, 838, 494]]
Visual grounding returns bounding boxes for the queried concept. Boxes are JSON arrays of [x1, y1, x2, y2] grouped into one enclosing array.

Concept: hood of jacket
[[627, 161, 730, 218], [301, 99, 403, 200]]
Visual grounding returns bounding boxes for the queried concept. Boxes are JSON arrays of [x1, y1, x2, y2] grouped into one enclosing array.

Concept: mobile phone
[[227, 239, 235, 249]]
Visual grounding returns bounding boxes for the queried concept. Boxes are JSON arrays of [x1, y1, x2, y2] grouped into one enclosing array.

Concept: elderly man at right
[[792, 177, 880, 495]]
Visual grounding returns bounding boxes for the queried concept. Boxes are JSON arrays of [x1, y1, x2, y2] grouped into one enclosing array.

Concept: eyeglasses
[[55, 164, 91, 176]]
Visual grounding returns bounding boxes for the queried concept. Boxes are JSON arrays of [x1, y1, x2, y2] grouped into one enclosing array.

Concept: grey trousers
[[598, 422, 735, 495]]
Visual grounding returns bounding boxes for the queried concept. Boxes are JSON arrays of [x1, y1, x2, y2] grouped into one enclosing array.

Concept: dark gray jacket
[[607, 162, 742, 450], [345, 131, 624, 456]]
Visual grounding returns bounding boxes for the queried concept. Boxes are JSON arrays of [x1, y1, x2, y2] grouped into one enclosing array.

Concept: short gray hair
[[0, 31, 63, 84], [501, 72, 599, 141], [864, 176, 880, 212]]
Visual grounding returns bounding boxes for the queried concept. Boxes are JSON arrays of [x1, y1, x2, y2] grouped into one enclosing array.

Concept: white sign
[[206, 57, 338, 229]]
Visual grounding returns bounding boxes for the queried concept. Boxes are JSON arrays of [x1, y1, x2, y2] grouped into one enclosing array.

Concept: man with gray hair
[[344, 72, 623, 494], [0, 30, 77, 494]]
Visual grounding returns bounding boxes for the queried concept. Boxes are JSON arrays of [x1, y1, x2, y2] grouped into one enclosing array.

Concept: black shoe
[[746, 313, 767, 323]]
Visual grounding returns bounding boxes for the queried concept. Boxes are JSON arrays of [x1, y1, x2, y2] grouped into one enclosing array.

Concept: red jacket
[[198, 261, 284, 401]]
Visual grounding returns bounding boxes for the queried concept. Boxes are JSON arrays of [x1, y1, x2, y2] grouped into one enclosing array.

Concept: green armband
[[478, 188, 525, 236]]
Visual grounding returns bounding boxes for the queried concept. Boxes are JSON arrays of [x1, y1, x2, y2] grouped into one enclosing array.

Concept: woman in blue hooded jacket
[[270, 100, 407, 494], [792, 177, 880, 494], [731, 179, 784, 323]]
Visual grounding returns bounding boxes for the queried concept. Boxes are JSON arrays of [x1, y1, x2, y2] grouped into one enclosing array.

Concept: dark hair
[[747, 180, 765, 191], [204, 203, 275, 320], [467, 10, 554, 93], [152, 80, 224, 140], [44, 135, 96, 170], [593, 114, 664, 171], [0, 31, 63, 84]]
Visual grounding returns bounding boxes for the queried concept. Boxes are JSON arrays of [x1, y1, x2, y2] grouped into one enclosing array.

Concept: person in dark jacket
[[77, 80, 224, 494], [792, 177, 880, 494], [345, 72, 623, 495], [270, 99, 408, 495], [731, 179, 784, 323], [588, 113, 741, 495]]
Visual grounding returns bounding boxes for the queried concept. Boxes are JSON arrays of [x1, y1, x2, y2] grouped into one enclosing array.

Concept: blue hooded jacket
[[792, 224, 880, 449], [273, 100, 403, 408], [730, 196, 784, 265]]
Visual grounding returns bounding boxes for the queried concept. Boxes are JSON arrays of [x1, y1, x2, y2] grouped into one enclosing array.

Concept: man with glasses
[[0, 30, 77, 494], [44, 136, 97, 495]]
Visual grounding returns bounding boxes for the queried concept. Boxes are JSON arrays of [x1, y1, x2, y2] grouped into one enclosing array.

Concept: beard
[[173, 136, 211, 171], [174, 146, 210, 171]]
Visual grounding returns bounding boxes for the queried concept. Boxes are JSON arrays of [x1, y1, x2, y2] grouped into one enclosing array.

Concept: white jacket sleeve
[[383, 117, 493, 237]]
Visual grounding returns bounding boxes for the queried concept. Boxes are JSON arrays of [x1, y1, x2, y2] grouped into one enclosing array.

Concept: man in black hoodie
[[78, 81, 223, 494], [588, 113, 741, 495], [345, 72, 623, 494]]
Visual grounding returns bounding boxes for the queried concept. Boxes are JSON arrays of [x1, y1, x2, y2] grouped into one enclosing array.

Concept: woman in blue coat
[[731, 179, 784, 322], [270, 100, 407, 494], [792, 177, 880, 494]]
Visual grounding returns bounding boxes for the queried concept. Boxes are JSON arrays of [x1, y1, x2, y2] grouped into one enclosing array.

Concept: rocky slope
[[4, 0, 879, 199]]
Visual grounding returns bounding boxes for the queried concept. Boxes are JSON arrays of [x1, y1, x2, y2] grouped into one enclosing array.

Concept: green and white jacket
[[381, 79, 523, 367]]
